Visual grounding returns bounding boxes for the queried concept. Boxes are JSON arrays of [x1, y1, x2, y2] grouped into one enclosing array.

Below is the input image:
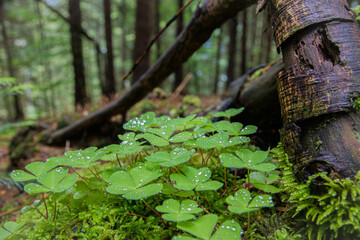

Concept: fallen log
[[45, 0, 257, 145], [218, 60, 284, 148]]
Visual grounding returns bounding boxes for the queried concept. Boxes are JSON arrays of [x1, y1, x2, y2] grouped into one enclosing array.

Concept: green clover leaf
[[177, 214, 218, 240], [212, 107, 244, 119], [156, 199, 203, 222], [220, 149, 276, 172], [123, 111, 156, 131], [175, 215, 243, 240], [226, 189, 274, 215], [170, 166, 223, 191], [23, 167, 78, 194], [196, 133, 249, 150], [0, 221, 25, 240], [60, 147, 105, 168], [250, 172, 281, 193], [106, 166, 163, 200], [145, 148, 195, 167], [11, 160, 59, 182]]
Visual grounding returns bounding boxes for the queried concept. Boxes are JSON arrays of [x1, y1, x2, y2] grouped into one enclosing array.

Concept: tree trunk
[[154, 0, 161, 59], [103, 0, 116, 97], [118, 0, 127, 90], [266, 0, 360, 179], [0, 0, 24, 120], [36, 0, 57, 118], [213, 27, 223, 95], [69, 0, 87, 108], [224, 17, 237, 93], [46, 0, 257, 144], [173, 0, 185, 93], [132, 0, 153, 85], [240, 9, 247, 75]]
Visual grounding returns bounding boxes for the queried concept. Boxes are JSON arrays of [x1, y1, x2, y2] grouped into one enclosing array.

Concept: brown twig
[[121, 0, 194, 82], [124, 212, 147, 219], [0, 194, 49, 218], [142, 199, 169, 229]]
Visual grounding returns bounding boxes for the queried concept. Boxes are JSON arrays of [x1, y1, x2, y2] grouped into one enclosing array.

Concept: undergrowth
[[1, 109, 359, 240]]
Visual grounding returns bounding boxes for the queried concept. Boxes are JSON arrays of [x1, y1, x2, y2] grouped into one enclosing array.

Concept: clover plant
[[7, 108, 284, 239]]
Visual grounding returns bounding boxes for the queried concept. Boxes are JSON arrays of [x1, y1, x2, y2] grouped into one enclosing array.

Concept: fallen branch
[[46, 0, 257, 144]]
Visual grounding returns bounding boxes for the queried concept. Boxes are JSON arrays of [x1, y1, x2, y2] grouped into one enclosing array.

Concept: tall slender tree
[[240, 9, 247, 75], [132, 0, 153, 85], [224, 17, 237, 93], [173, 0, 185, 93], [213, 27, 223, 95], [69, 0, 87, 108], [0, 0, 24, 120], [103, 0, 116, 97]]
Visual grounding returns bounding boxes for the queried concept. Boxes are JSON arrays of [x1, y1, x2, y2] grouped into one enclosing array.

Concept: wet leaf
[[171, 166, 223, 191], [177, 214, 218, 240], [145, 148, 195, 167], [220, 149, 276, 172], [250, 172, 281, 193], [62, 147, 104, 168], [156, 199, 203, 222], [212, 107, 244, 118], [123, 112, 156, 131], [210, 219, 243, 240], [226, 189, 273, 215], [106, 166, 163, 200]]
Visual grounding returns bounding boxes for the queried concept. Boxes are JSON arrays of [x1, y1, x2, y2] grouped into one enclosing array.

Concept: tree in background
[[172, 0, 185, 93], [69, 0, 87, 108], [224, 17, 237, 93], [103, 0, 116, 98], [132, 0, 153, 85], [0, 0, 24, 120]]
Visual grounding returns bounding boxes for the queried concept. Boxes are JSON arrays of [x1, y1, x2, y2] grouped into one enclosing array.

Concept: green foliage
[[274, 144, 360, 240], [5, 109, 287, 239]]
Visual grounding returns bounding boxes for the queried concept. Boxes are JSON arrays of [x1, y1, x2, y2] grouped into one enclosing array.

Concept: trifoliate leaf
[[106, 166, 163, 200], [177, 214, 218, 240], [145, 148, 195, 167], [220, 149, 276, 172], [156, 199, 203, 222], [212, 107, 244, 118]]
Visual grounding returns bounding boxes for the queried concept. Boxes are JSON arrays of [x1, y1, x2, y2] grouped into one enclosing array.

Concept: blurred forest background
[[0, 0, 358, 124]]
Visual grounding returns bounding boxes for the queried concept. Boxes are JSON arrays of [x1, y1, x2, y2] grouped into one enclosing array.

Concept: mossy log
[[266, 0, 360, 179]]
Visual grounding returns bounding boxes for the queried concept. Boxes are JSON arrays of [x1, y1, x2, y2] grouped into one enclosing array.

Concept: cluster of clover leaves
[[3, 108, 281, 240]]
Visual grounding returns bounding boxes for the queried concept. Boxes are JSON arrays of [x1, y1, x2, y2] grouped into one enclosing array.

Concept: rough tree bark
[[265, 0, 360, 179], [69, 0, 87, 107], [103, 0, 116, 97], [224, 17, 237, 92], [132, 0, 153, 85], [46, 0, 257, 144], [173, 0, 185, 93]]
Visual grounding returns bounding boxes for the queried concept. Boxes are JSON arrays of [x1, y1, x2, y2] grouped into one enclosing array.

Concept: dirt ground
[[0, 141, 67, 222]]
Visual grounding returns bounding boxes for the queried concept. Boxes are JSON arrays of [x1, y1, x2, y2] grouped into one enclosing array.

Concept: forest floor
[[0, 94, 223, 222], [0, 141, 68, 222]]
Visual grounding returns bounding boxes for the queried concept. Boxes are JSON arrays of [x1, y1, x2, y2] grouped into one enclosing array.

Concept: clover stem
[[223, 167, 229, 196], [199, 148, 205, 167], [52, 196, 57, 222], [70, 167, 89, 183], [142, 199, 168, 229], [116, 153, 122, 168], [233, 168, 238, 196], [89, 167, 103, 182], [241, 212, 251, 240], [195, 191, 211, 207], [35, 207, 46, 219], [154, 195, 161, 206], [205, 148, 215, 166], [247, 169, 250, 190], [42, 193, 48, 220]]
